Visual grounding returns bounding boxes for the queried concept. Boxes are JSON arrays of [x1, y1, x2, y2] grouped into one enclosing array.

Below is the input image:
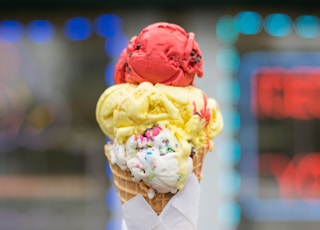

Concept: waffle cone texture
[[104, 144, 206, 215]]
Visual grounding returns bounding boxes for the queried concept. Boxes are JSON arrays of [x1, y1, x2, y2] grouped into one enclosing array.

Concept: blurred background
[[1, 0, 320, 229]]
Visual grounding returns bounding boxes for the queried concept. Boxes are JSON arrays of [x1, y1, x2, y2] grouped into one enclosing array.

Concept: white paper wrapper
[[121, 173, 200, 230]]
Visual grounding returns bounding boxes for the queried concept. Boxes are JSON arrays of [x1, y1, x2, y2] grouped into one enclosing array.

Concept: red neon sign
[[252, 68, 320, 119], [259, 153, 320, 200]]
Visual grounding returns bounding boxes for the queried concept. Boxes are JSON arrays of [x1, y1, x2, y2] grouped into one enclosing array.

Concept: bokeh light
[[63, 17, 92, 41], [218, 170, 241, 197], [106, 186, 121, 211], [217, 78, 240, 104], [106, 186, 121, 212], [94, 14, 123, 37], [105, 62, 116, 86], [264, 13, 292, 37], [105, 163, 113, 181], [218, 201, 241, 228], [220, 109, 240, 133], [105, 33, 128, 58], [217, 139, 241, 166], [106, 186, 122, 230], [26, 20, 55, 43], [216, 47, 240, 73], [216, 15, 239, 44], [106, 216, 122, 230], [0, 20, 24, 43], [295, 15, 320, 38], [234, 11, 263, 35]]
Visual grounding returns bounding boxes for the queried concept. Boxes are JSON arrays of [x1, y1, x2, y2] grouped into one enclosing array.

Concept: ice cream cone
[[96, 22, 223, 225], [104, 143, 207, 215]]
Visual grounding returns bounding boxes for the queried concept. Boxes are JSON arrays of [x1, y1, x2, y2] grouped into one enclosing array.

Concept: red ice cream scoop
[[114, 22, 203, 87]]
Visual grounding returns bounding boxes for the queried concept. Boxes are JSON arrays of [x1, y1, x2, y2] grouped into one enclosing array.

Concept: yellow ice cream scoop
[[96, 82, 223, 151]]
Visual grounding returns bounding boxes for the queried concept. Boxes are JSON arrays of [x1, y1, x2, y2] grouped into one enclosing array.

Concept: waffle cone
[[104, 144, 207, 215]]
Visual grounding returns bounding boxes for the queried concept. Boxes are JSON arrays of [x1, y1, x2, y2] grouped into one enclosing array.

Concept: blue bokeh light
[[218, 170, 241, 197], [295, 15, 320, 38], [63, 17, 92, 41], [105, 33, 128, 58], [217, 78, 240, 104], [216, 15, 239, 44], [234, 11, 263, 35], [217, 139, 241, 166], [106, 216, 122, 230], [218, 201, 241, 228], [94, 14, 123, 37], [0, 20, 24, 43], [264, 13, 292, 37], [220, 109, 240, 133], [105, 62, 116, 86], [105, 163, 113, 181], [216, 47, 240, 73], [106, 186, 121, 212], [26, 20, 55, 43]]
